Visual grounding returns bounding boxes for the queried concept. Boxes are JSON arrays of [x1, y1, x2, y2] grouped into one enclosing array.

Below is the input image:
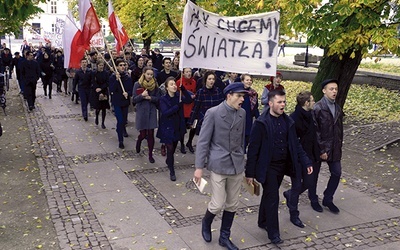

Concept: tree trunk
[[311, 48, 363, 109], [166, 13, 182, 40], [142, 36, 152, 51], [139, 14, 152, 52]]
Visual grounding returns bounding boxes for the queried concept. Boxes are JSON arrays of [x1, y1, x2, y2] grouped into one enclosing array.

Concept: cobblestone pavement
[[3, 78, 400, 249]]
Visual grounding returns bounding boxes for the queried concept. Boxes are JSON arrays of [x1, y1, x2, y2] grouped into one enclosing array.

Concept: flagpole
[[101, 36, 127, 97], [91, 44, 114, 72]]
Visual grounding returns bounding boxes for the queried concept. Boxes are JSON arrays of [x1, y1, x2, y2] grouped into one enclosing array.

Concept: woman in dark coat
[[157, 76, 192, 181], [92, 60, 110, 129], [40, 52, 54, 98], [186, 71, 224, 152], [132, 66, 161, 163]]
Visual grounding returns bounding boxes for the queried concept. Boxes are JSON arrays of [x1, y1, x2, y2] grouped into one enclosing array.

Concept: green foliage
[[0, 0, 45, 35], [359, 62, 400, 76], [344, 84, 400, 124], [252, 79, 400, 124]]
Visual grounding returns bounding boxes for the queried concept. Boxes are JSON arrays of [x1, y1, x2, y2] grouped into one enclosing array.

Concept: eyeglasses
[[118, 64, 126, 66]]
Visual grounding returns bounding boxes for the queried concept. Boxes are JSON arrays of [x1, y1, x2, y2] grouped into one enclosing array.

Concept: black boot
[[202, 209, 216, 242], [219, 211, 238, 250]]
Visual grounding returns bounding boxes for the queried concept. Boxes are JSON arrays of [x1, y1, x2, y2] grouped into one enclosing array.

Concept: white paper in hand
[[193, 177, 207, 193]]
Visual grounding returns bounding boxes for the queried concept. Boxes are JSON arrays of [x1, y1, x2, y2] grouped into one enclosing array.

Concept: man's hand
[[246, 177, 254, 185], [193, 168, 203, 185], [115, 72, 121, 81], [307, 166, 313, 175], [320, 153, 328, 161], [122, 92, 128, 99], [96, 88, 101, 92]]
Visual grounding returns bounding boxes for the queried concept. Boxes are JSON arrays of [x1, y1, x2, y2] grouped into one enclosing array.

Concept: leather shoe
[[290, 217, 305, 228], [170, 175, 176, 181], [186, 142, 194, 153], [270, 236, 283, 244], [118, 142, 124, 149], [149, 156, 155, 163], [180, 144, 186, 154], [311, 202, 323, 212], [322, 200, 340, 214]]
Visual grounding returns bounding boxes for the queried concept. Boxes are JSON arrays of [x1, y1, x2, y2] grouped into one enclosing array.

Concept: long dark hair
[[202, 71, 216, 87]]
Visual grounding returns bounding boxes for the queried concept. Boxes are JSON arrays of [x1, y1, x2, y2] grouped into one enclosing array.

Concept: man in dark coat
[[312, 79, 344, 214], [245, 89, 313, 245], [156, 57, 177, 86], [283, 91, 321, 229], [21, 51, 40, 110], [11, 52, 23, 86], [1, 48, 12, 78], [73, 58, 93, 121]]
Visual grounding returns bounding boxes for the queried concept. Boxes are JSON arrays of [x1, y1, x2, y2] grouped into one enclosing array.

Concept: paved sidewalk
[[22, 79, 400, 250]]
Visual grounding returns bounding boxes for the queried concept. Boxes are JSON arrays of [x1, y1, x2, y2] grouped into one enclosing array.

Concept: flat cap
[[223, 82, 248, 96], [321, 79, 338, 89]]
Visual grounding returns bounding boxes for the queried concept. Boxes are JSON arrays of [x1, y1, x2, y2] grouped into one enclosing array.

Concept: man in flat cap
[[312, 79, 343, 214], [194, 82, 248, 250]]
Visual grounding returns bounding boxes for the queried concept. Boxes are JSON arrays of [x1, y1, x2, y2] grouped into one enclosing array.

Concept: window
[[102, 25, 106, 35], [52, 24, 55, 33], [50, 1, 57, 14], [32, 23, 41, 35]]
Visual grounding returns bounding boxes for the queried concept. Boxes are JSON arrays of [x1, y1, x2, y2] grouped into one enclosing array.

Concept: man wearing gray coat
[[193, 82, 248, 250]]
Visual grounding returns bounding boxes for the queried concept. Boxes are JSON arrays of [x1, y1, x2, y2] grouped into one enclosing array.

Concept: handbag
[[99, 93, 108, 101]]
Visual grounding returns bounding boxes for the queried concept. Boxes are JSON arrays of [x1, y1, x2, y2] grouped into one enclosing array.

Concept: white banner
[[90, 31, 104, 47], [180, 1, 280, 76]]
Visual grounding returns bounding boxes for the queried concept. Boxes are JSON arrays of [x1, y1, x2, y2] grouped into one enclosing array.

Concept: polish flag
[[79, 0, 101, 50], [63, 13, 85, 69], [108, 0, 129, 53]]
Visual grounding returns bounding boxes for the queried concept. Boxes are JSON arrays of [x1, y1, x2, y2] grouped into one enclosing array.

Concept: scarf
[[138, 74, 156, 91], [247, 88, 258, 111]]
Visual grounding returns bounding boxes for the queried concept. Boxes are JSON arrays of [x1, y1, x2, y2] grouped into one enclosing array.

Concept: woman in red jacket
[[176, 67, 196, 154]]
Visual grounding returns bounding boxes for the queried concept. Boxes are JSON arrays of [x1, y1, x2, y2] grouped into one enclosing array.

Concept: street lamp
[[304, 44, 309, 68]]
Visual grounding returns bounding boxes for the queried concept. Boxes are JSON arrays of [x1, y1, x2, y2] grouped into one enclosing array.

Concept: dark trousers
[[114, 105, 129, 143], [19, 77, 25, 93], [78, 88, 91, 119], [258, 168, 284, 240], [42, 77, 52, 97], [166, 141, 178, 176], [287, 161, 320, 217], [323, 161, 342, 202], [25, 81, 37, 108], [308, 161, 321, 203]]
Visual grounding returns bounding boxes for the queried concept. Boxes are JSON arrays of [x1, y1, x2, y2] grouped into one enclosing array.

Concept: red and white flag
[[63, 12, 85, 69], [108, 0, 129, 52], [79, 0, 101, 50]]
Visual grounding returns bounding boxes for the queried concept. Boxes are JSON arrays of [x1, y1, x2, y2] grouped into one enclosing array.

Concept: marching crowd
[[0, 41, 344, 250]]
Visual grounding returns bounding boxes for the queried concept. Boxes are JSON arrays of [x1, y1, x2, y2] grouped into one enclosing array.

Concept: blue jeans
[[323, 161, 342, 203], [78, 88, 91, 119], [114, 105, 128, 143]]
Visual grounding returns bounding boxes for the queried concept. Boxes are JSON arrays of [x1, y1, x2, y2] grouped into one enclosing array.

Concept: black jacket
[[21, 60, 40, 83], [73, 68, 93, 90], [290, 105, 320, 163], [312, 96, 343, 162], [245, 109, 312, 184]]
